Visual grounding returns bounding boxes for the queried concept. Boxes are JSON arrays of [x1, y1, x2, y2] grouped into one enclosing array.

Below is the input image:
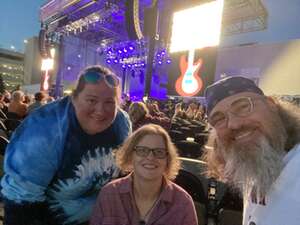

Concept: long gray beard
[[223, 136, 285, 199]]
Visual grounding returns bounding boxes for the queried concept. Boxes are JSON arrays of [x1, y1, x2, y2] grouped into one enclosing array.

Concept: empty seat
[[3, 119, 21, 136], [0, 136, 9, 156], [0, 109, 7, 120], [179, 126, 193, 138], [174, 169, 206, 203], [175, 140, 202, 158], [169, 130, 185, 142]]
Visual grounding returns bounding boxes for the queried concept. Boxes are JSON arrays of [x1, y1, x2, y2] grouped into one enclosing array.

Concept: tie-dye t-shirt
[[1, 96, 131, 225]]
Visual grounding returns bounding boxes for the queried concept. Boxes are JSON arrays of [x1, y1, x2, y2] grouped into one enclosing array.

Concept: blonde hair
[[116, 124, 181, 180], [128, 102, 149, 121]]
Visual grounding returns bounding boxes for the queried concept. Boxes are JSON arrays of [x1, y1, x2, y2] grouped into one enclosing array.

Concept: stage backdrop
[[167, 47, 217, 97]]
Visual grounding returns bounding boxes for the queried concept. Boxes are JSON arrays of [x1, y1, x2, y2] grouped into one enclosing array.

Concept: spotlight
[[113, 59, 118, 63], [106, 59, 112, 64], [129, 46, 134, 51], [166, 59, 172, 64]]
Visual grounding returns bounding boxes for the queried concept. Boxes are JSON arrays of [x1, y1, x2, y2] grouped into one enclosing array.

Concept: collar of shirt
[[119, 173, 174, 204]]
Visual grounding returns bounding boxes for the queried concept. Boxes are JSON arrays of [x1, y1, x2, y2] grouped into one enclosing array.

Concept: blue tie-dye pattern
[[48, 147, 119, 224], [1, 96, 131, 225]]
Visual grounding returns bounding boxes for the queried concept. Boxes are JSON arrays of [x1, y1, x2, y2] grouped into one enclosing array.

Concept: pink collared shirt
[[90, 173, 198, 225]]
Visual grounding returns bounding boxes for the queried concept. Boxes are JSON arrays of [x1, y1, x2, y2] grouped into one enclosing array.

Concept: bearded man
[[202, 76, 300, 225]]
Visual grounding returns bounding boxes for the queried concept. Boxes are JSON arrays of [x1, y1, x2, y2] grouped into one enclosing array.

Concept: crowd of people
[[0, 89, 54, 120], [0, 64, 299, 225]]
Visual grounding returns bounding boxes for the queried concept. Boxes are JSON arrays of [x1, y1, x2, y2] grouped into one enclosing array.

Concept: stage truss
[[40, 0, 268, 46]]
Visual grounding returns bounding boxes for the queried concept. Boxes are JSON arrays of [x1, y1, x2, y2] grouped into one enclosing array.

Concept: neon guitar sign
[[175, 49, 203, 97]]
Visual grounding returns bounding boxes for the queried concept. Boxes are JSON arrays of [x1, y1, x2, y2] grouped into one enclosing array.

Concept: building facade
[[24, 36, 43, 85], [0, 48, 24, 91]]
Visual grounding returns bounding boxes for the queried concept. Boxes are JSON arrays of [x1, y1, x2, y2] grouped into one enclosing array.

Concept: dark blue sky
[[1, 0, 300, 52], [0, 0, 46, 52]]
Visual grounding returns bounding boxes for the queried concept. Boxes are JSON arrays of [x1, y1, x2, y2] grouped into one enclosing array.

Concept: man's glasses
[[83, 71, 119, 88], [209, 97, 262, 128], [134, 146, 168, 159]]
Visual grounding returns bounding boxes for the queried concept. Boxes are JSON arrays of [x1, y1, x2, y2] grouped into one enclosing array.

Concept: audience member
[[90, 124, 198, 225], [0, 93, 8, 114], [23, 94, 33, 105], [202, 76, 300, 225], [28, 91, 47, 113], [121, 94, 131, 112], [1, 65, 131, 225], [185, 102, 198, 119], [3, 90, 11, 104], [7, 90, 28, 119], [128, 102, 170, 131]]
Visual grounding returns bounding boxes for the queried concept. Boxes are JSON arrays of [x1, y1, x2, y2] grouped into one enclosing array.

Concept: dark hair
[[34, 92, 46, 101]]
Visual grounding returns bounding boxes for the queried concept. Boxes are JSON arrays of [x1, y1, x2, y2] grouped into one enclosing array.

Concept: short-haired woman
[[90, 124, 198, 225]]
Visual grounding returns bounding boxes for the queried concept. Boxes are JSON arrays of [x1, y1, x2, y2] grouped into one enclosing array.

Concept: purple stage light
[[106, 59, 111, 64], [156, 53, 161, 57], [122, 64, 126, 68], [166, 59, 171, 64], [96, 47, 102, 53], [128, 64, 132, 68], [161, 50, 166, 55], [114, 59, 118, 63], [158, 61, 162, 65], [118, 49, 122, 54], [129, 46, 134, 51], [123, 48, 127, 53]]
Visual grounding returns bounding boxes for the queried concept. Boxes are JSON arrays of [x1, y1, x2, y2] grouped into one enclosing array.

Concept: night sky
[[0, 0, 46, 52], [1, 0, 300, 52]]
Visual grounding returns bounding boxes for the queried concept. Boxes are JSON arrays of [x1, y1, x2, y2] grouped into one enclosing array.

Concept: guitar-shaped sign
[[175, 49, 203, 97]]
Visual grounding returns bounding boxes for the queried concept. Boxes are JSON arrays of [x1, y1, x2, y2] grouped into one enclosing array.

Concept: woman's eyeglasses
[[134, 146, 168, 159], [83, 71, 119, 88]]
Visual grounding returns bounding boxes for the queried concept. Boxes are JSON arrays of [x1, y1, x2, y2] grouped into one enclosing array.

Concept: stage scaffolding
[[39, 0, 268, 97], [40, 0, 268, 42]]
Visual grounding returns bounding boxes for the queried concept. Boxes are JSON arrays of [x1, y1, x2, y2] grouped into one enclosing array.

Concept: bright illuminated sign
[[170, 0, 224, 53], [170, 0, 224, 97]]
